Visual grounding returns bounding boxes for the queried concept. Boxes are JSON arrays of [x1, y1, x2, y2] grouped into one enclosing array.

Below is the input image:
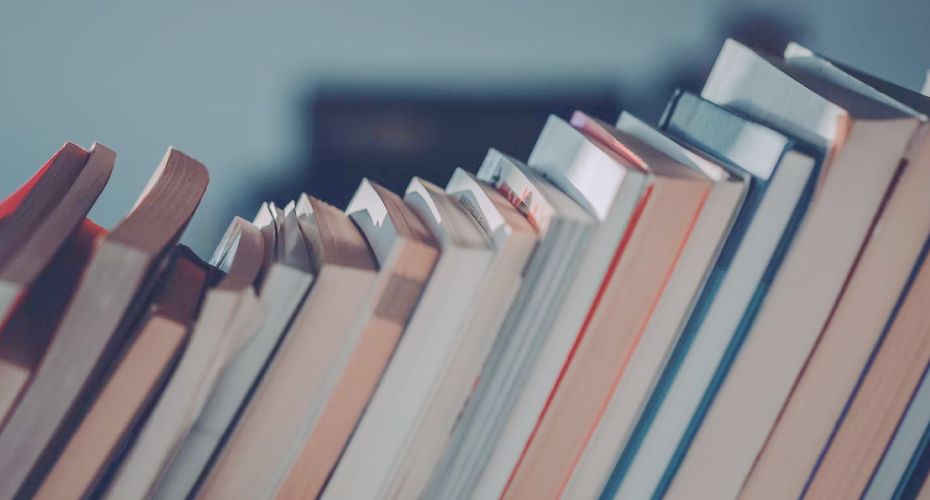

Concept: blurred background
[[1, 0, 929, 256]]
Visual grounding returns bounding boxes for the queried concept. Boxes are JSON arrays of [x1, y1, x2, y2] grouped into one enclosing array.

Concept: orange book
[[32, 250, 207, 500], [269, 180, 438, 500], [499, 113, 710, 500]]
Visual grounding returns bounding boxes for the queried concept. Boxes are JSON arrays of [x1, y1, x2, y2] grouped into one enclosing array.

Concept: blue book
[[894, 417, 930, 500], [599, 90, 822, 500]]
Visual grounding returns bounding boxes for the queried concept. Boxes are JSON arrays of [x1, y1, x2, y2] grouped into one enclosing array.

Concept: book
[[468, 116, 654, 500], [792, 55, 930, 500], [149, 203, 314, 500], [196, 195, 379, 500], [802, 240, 930, 500], [0, 143, 113, 421], [31, 247, 207, 500], [104, 213, 264, 499], [602, 90, 820, 500], [498, 111, 712, 500], [143, 215, 267, 500], [739, 44, 930, 500], [422, 150, 596, 500], [660, 39, 920, 500], [0, 143, 89, 275], [899, 436, 930, 500], [0, 220, 105, 428], [103, 216, 265, 500], [0, 142, 98, 323], [865, 371, 930, 500], [919, 478, 930, 500], [0, 147, 208, 500], [268, 179, 438, 500], [558, 111, 747, 500], [2, 36, 929, 500], [379, 166, 539, 500], [432, 113, 658, 500], [317, 176, 495, 500]]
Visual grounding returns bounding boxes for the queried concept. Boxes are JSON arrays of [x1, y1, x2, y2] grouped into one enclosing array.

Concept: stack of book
[[1, 39, 929, 500]]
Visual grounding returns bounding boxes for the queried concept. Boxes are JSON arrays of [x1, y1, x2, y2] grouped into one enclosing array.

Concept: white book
[[467, 116, 650, 500], [430, 115, 651, 500], [659, 40, 920, 500], [102, 215, 269, 500], [379, 167, 539, 500], [423, 150, 595, 500], [147, 217, 265, 499], [195, 195, 383, 500], [144, 204, 314, 500], [605, 90, 818, 500], [226, 180, 437, 500], [559, 112, 746, 500], [319, 178, 495, 500]]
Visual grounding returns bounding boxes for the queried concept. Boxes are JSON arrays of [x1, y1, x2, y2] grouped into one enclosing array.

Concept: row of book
[[1, 38, 930, 500]]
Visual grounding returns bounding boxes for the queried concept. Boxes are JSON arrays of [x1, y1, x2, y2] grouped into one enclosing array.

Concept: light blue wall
[[2, 0, 928, 255]]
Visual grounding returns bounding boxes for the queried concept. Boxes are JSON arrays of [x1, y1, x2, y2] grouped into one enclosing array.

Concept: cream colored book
[[145, 205, 312, 500], [317, 176, 496, 500], [141, 217, 265, 499], [267, 180, 439, 500], [381, 167, 539, 500], [107, 200, 311, 500], [102, 217, 266, 500], [423, 151, 595, 500], [463, 116, 658, 500], [196, 195, 379, 500]]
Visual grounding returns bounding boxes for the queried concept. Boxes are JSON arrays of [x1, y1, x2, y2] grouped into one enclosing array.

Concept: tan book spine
[[32, 317, 186, 500], [272, 241, 436, 500], [801, 227, 930, 500], [196, 269, 375, 500]]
